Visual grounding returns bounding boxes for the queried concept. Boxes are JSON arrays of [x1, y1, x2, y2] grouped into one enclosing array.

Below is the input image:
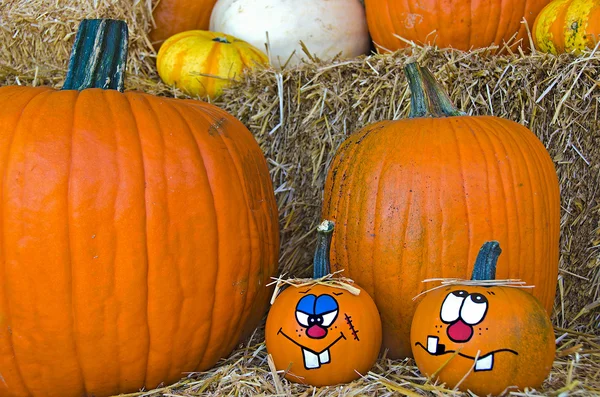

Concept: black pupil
[[308, 315, 323, 325], [452, 290, 468, 297], [471, 293, 487, 303]]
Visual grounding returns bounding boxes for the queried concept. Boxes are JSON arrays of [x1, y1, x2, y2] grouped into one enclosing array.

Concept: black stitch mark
[[344, 313, 360, 341]]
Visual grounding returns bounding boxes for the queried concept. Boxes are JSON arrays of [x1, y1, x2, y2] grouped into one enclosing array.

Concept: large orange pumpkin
[[0, 19, 279, 397], [411, 242, 556, 395], [322, 63, 560, 359], [364, 0, 552, 52], [150, 0, 218, 49], [533, 0, 600, 54]]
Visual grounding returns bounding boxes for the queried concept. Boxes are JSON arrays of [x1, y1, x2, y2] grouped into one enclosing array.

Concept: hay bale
[[0, 0, 156, 84]]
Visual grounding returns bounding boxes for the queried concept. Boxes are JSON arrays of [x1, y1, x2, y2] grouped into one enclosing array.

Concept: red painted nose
[[306, 325, 327, 339], [447, 319, 473, 342]]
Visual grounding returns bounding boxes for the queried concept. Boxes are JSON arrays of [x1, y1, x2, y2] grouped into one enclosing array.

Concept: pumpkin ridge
[[184, 104, 258, 355], [498, 117, 559, 310], [0, 87, 50, 397], [121, 92, 153, 389], [329, 127, 374, 282], [449, 119, 475, 269], [69, 91, 92, 396], [489, 118, 543, 301], [152, 99, 219, 375], [482, 117, 530, 284], [101, 91, 149, 391], [468, 117, 514, 280]]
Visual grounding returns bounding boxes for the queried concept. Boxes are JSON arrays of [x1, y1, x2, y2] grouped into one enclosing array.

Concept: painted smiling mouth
[[278, 328, 347, 369], [415, 336, 518, 372]]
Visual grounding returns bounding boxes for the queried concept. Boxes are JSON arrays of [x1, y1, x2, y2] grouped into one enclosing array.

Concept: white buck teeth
[[319, 349, 330, 364], [302, 348, 331, 369], [475, 353, 494, 371], [303, 349, 320, 369], [427, 336, 439, 354]]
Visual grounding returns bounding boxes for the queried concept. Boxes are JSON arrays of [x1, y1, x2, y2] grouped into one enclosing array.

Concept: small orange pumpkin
[[265, 221, 382, 387], [410, 242, 556, 396]]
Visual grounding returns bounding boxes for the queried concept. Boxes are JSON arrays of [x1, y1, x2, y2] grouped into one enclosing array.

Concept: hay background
[[1, 0, 599, 395]]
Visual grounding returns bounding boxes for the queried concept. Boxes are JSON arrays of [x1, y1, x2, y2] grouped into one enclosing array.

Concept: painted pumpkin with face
[[411, 242, 556, 396], [265, 221, 382, 386]]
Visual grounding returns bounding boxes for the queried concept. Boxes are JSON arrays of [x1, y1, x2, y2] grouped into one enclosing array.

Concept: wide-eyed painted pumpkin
[[533, 0, 600, 54], [150, 0, 218, 49], [0, 19, 279, 397], [411, 241, 556, 396], [209, 0, 371, 68], [265, 220, 382, 386], [157, 30, 269, 99], [322, 62, 560, 359], [364, 0, 552, 52]]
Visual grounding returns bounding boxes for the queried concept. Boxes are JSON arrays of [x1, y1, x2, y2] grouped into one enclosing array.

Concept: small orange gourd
[[265, 221, 382, 387], [411, 242, 556, 396]]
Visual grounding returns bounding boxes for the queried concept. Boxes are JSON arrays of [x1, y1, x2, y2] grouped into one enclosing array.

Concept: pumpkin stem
[[313, 220, 335, 279], [212, 36, 231, 44], [471, 241, 502, 280], [404, 62, 464, 118], [62, 19, 128, 92]]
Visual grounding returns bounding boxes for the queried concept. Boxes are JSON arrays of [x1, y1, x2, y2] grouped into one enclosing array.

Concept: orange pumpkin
[[364, 0, 552, 52], [322, 63, 560, 359], [411, 241, 556, 396], [0, 19, 279, 397], [265, 221, 382, 386], [150, 0, 218, 49], [533, 0, 600, 54]]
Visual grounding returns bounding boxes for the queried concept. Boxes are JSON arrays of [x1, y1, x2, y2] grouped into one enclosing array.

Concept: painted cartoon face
[[265, 284, 382, 386], [410, 286, 556, 396]]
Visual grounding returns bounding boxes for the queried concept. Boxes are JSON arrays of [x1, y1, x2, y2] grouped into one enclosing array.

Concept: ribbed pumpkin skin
[[157, 31, 268, 99], [150, 0, 218, 49], [365, 0, 552, 52], [533, 0, 600, 54], [322, 116, 560, 358], [0, 86, 279, 397]]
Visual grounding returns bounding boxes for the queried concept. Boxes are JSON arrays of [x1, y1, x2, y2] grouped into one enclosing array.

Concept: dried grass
[[1, 0, 600, 395]]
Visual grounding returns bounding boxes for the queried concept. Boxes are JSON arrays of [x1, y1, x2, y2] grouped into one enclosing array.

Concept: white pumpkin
[[209, 0, 370, 68]]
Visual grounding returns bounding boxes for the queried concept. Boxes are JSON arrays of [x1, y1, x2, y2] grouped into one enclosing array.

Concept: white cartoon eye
[[296, 311, 310, 327], [321, 310, 338, 327], [460, 293, 488, 325], [440, 290, 468, 323]]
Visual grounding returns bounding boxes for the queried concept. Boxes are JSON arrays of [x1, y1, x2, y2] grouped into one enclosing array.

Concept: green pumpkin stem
[[62, 19, 128, 92], [313, 220, 335, 279], [404, 62, 464, 118], [471, 241, 502, 280]]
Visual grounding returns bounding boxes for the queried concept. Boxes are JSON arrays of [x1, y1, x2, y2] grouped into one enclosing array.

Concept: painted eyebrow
[[299, 289, 312, 294], [332, 292, 344, 296]]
